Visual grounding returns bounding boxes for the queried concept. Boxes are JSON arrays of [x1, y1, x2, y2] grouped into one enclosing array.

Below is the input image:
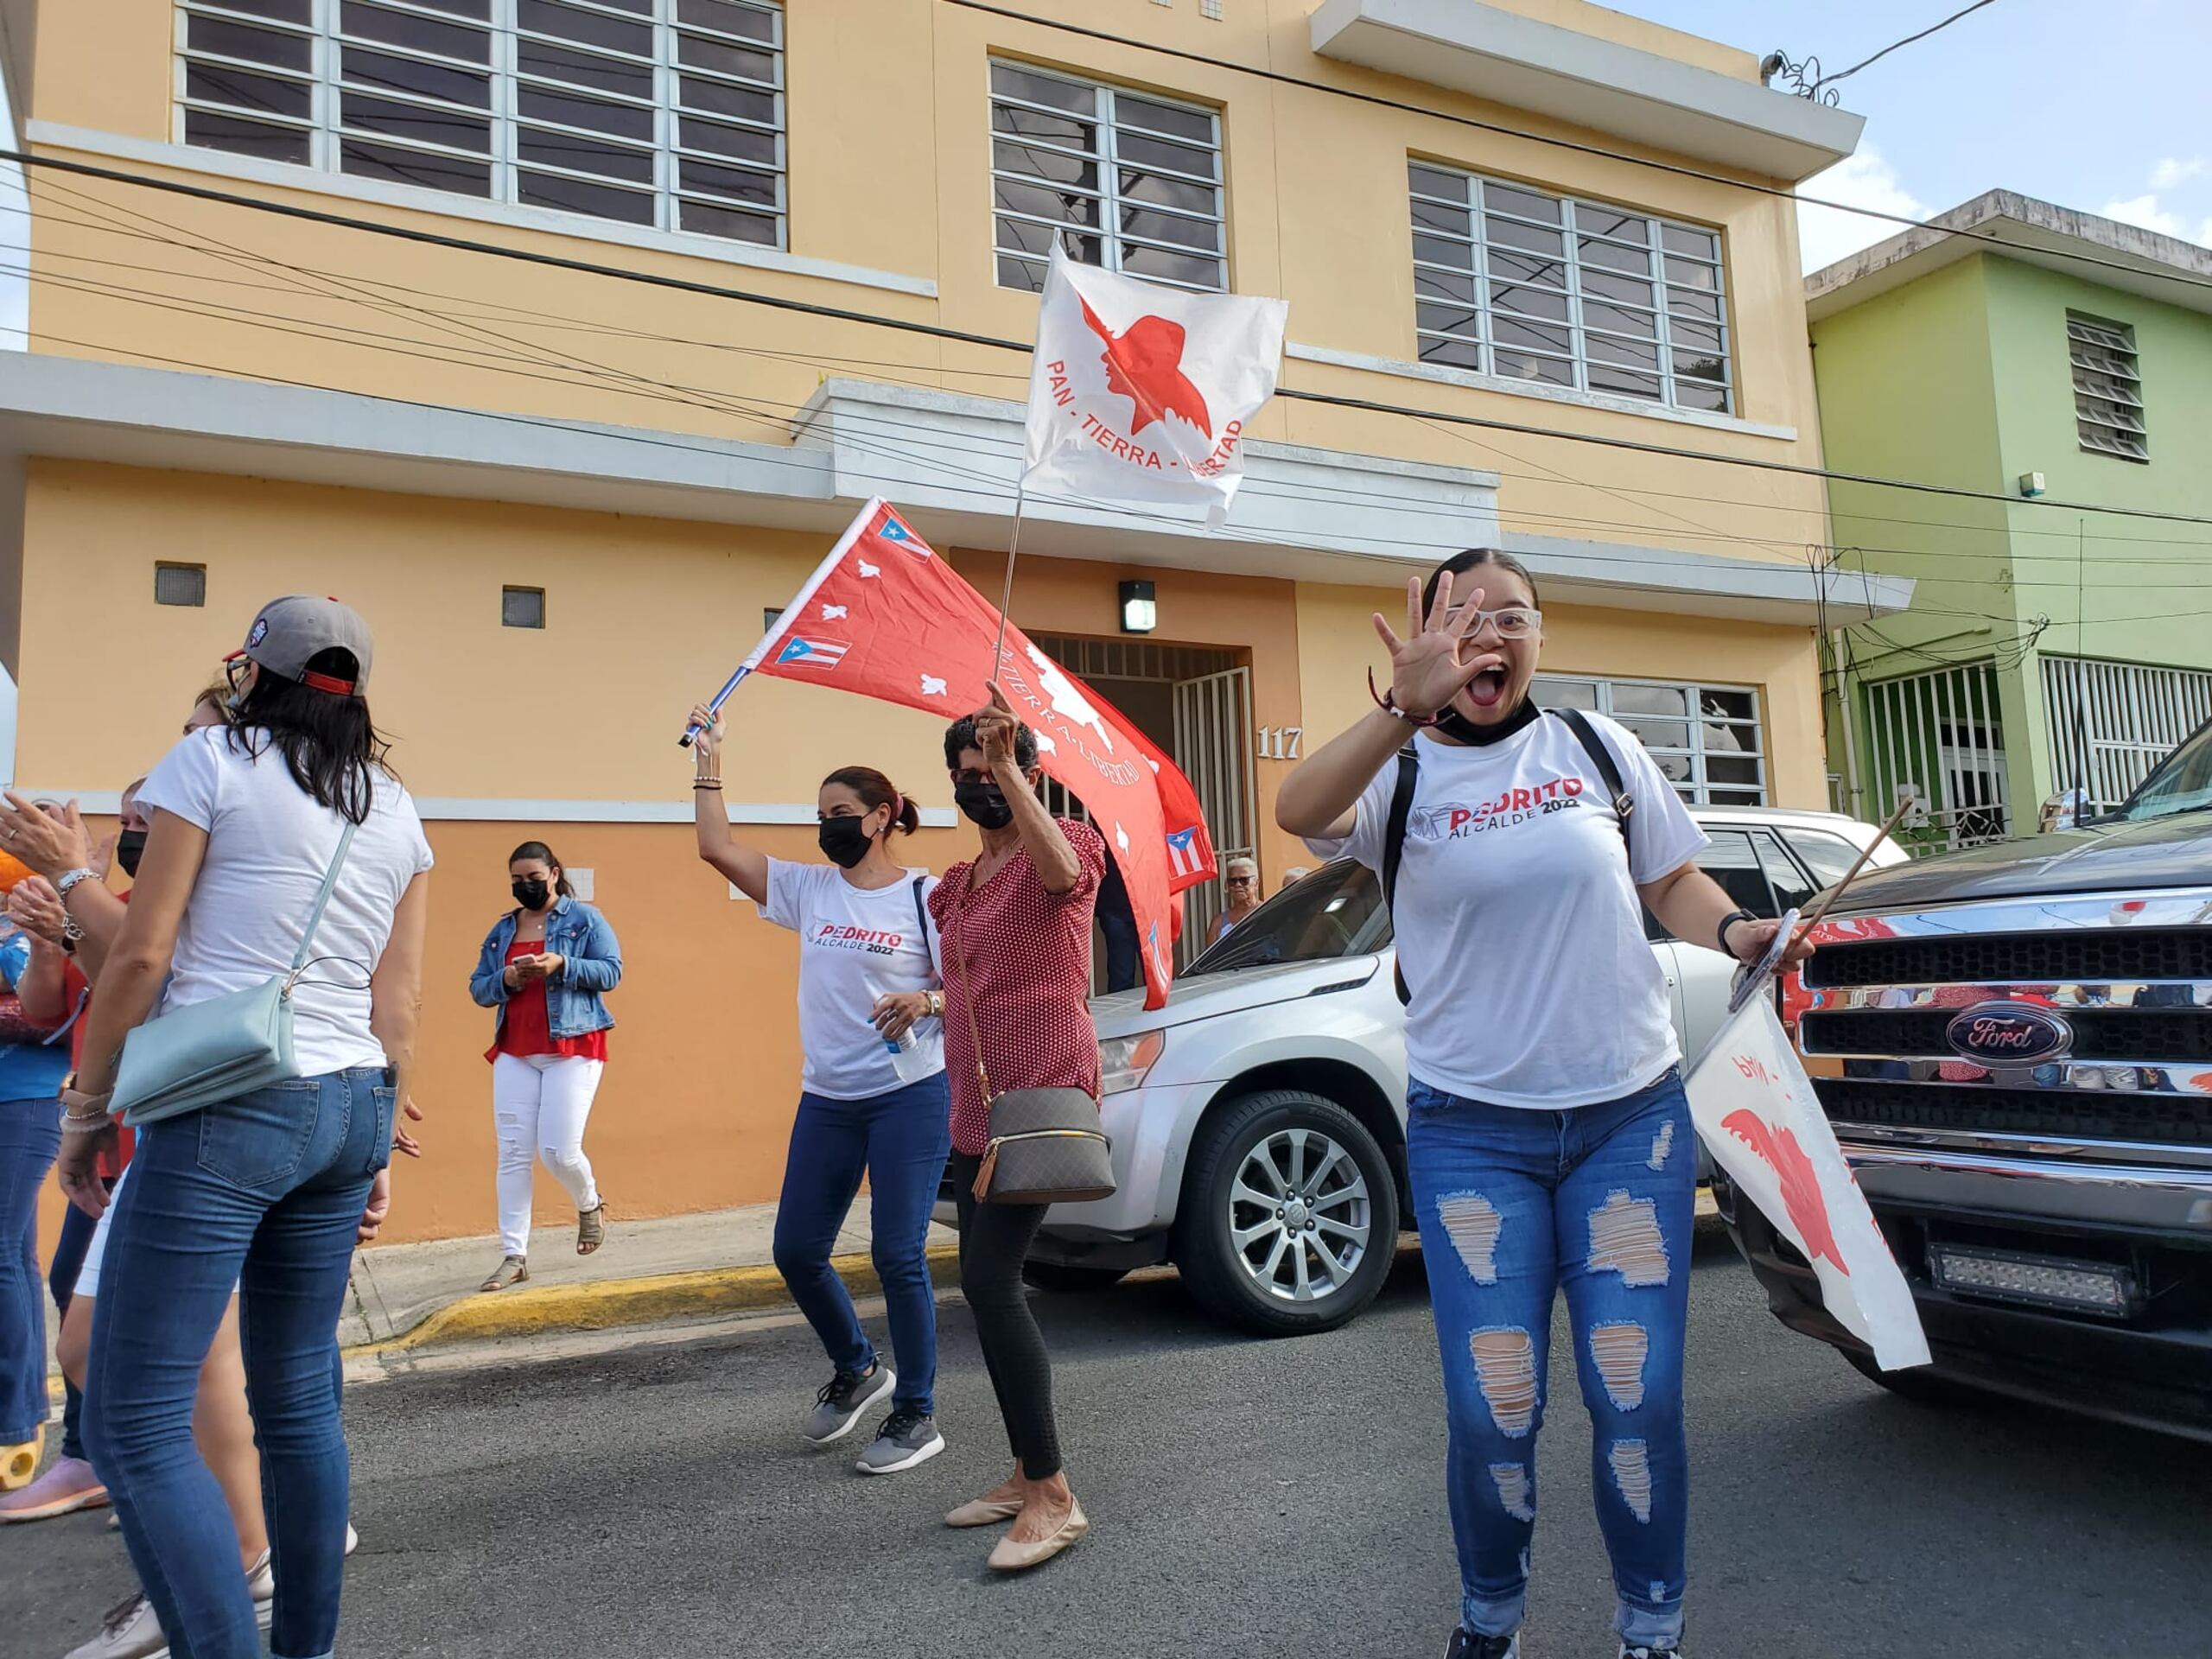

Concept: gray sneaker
[[855, 1408, 945, 1476], [66, 1576, 274, 1659], [802, 1361, 895, 1445]]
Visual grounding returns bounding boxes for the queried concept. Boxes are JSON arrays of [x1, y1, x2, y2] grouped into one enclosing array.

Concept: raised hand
[[976, 684, 1021, 772], [1370, 571, 1503, 719], [688, 703, 727, 767]]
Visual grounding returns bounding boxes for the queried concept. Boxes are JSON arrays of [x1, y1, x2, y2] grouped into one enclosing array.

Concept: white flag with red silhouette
[[735, 498, 1215, 1010], [1686, 996, 1931, 1370], [1022, 245, 1287, 522]]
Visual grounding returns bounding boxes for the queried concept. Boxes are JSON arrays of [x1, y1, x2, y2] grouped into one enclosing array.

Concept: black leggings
[[950, 1151, 1062, 1481]]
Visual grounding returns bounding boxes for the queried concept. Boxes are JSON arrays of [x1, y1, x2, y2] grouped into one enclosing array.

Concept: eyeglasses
[[1446, 606, 1542, 641], [950, 768, 995, 786]]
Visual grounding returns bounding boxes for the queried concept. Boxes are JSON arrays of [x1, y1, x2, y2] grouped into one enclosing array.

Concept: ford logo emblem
[[1944, 1002, 2074, 1065]]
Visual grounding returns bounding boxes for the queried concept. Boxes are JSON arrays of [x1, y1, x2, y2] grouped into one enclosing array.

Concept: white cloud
[[2101, 193, 2189, 238], [1796, 147, 1929, 276], [2150, 156, 2207, 191]]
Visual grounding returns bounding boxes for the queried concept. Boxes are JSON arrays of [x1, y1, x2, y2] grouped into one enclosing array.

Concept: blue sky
[[1618, 0, 2212, 270]]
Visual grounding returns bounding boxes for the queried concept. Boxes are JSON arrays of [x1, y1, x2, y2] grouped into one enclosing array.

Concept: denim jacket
[[470, 896, 622, 1042]]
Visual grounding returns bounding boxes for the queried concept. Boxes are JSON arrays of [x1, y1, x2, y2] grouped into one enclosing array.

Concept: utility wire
[[10, 149, 2212, 531], [1815, 0, 2003, 89]]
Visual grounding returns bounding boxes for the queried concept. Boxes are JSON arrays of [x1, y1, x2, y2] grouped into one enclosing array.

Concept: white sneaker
[[65, 1592, 167, 1659]]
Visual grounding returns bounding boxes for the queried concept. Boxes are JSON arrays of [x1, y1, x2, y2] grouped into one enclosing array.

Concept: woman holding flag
[[1277, 549, 1811, 1659], [687, 705, 952, 1478], [931, 689, 1101, 1573]]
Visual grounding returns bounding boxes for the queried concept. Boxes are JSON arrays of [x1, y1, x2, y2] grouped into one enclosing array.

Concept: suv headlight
[[1097, 1028, 1166, 1095]]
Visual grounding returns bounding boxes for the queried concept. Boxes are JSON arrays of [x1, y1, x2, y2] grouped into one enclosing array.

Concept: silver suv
[[960, 805, 1906, 1336]]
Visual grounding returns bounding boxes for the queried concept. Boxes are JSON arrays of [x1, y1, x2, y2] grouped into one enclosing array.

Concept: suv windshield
[[1182, 859, 1389, 976], [2115, 721, 2212, 823]]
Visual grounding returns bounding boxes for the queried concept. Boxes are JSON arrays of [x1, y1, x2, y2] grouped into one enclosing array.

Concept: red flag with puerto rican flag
[[735, 498, 1215, 1009]]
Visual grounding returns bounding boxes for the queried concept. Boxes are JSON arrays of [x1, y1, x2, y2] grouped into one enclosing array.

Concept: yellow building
[[1, 0, 1906, 1243]]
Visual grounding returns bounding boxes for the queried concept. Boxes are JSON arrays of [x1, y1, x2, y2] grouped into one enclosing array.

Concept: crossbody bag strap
[[285, 820, 359, 987], [910, 875, 932, 967], [946, 875, 993, 1104], [1553, 708, 1634, 861]]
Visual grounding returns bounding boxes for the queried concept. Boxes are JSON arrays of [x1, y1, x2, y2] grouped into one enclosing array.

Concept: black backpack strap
[[911, 876, 935, 969], [1382, 743, 1419, 1007], [1554, 708, 1634, 861]]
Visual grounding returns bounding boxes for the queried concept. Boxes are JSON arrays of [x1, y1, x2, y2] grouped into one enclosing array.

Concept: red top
[[71, 893, 135, 1179], [930, 818, 1105, 1157], [486, 937, 608, 1064]]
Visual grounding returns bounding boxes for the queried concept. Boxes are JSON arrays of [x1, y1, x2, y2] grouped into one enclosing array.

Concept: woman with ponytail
[[468, 838, 622, 1291], [687, 704, 951, 1478]]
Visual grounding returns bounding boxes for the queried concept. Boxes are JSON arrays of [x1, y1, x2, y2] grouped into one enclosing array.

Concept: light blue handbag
[[110, 823, 359, 1128]]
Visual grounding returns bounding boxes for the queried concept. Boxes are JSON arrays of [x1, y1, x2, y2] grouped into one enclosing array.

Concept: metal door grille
[[2043, 656, 2212, 813], [1174, 666, 1255, 963], [1859, 661, 2010, 855]]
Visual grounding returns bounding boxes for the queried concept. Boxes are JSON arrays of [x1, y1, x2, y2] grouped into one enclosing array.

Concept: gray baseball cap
[[229, 595, 374, 695]]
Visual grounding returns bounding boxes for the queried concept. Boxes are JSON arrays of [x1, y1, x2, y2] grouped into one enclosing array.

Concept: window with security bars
[[1531, 674, 1765, 804], [2067, 312, 2147, 461], [989, 60, 1225, 294], [1408, 162, 1732, 415], [175, 0, 786, 248]]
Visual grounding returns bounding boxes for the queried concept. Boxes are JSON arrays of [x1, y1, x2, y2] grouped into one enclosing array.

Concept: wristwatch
[[1716, 907, 1759, 957], [54, 868, 99, 901]]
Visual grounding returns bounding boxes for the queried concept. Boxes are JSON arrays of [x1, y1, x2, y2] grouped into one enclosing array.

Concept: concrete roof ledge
[[1807, 189, 2212, 320], [1309, 0, 1864, 183]]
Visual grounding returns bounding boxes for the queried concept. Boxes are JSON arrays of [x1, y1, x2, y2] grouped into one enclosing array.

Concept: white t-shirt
[[1313, 713, 1708, 1109], [760, 859, 944, 1101], [137, 726, 435, 1077]]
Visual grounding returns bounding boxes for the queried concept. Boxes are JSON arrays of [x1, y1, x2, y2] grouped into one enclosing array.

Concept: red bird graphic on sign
[[1078, 296, 1213, 439], [1722, 1109, 1850, 1275]]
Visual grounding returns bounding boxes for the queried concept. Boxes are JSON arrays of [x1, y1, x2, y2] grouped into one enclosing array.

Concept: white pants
[[492, 1053, 605, 1256]]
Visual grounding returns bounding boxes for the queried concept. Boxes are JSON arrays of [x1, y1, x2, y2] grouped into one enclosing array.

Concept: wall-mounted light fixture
[[1119, 578, 1157, 634]]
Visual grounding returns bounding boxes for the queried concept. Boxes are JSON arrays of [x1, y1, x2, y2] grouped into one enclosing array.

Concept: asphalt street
[[9, 1232, 2210, 1659]]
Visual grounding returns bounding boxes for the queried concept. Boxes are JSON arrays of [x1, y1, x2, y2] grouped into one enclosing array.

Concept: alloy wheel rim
[[1227, 1126, 1372, 1303]]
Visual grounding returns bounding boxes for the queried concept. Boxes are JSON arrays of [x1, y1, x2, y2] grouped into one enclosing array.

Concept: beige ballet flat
[[944, 1497, 1023, 1529], [987, 1501, 1088, 1572]]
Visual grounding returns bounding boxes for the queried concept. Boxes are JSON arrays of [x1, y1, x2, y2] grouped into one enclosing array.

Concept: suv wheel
[[1174, 1090, 1399, 1338]]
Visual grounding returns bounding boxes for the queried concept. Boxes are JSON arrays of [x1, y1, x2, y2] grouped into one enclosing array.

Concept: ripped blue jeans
[[1407, 1069, 1695, 1651]]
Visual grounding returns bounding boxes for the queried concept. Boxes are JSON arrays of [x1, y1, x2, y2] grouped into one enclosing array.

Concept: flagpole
[[989, 484, 1027, 688]]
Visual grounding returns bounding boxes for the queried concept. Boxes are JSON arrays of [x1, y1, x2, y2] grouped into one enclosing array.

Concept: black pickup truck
[[1722, 719, 2212, 1440]]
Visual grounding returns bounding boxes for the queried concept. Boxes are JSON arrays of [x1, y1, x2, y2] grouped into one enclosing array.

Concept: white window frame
[[174, 0, 786, 249], [1531, 672, 1766, 804], [2067, 311, 2147, 461], [1408, 162, 1732, 416], [988, 59, 1226, 295]]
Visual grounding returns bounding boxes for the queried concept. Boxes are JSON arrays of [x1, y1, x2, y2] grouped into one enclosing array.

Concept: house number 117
[[1256, 726, 1304, 760]]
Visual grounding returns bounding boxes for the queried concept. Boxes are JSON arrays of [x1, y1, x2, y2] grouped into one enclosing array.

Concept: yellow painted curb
[[347, 1244, 965, 1363]]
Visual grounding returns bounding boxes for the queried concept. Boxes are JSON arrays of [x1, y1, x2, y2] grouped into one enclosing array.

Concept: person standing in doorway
[[1276, 549, 1809, 1659], [931, 689, 1100, 1573], [469, 842, 621, 1291], [1212, 856, 1262, 942], [687, 705, 952, 1476]]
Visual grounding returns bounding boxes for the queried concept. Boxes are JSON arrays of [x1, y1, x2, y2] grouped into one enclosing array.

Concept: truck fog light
[[1929, 1244, 2138, 1318]]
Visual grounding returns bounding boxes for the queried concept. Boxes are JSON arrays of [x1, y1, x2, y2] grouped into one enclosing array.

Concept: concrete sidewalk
[[340, 1202, 963, 1357]]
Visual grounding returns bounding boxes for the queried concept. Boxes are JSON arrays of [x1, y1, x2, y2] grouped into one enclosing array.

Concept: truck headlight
[[1097, 1029, 1166, 1095]]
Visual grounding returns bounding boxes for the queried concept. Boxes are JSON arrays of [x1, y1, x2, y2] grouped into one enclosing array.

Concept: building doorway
[[1028, 634, 1255, 974]]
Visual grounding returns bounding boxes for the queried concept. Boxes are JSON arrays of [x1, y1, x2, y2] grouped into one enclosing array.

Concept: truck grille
[[1805, 928, 2212, 989], [1802, 1007, 2212, 1065], [1814, 1079, 2212, 1147]]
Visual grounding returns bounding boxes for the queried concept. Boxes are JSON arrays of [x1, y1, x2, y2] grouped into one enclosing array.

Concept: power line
[[12, 150, 2212, 533], [1815, 0, 2003, 89], [939, 0, 2209, 296]]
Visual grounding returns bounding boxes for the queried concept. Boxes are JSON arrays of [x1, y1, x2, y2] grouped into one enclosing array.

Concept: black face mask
[[954, 780, 1015, 830], [817, 815, 875, 868], [512, 878, 551, 911], [116, 829, 149, 880], [1434, 696, 1539, 747]]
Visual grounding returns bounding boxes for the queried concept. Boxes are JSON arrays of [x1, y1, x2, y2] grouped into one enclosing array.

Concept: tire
[[1020, 1262, 1130, 1294], [1173, 1090, 1400, 1338], [1844, 1349, 1983, 1408]]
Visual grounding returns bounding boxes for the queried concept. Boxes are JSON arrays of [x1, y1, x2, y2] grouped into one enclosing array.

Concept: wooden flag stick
[[1797, 797, 1916, 938]]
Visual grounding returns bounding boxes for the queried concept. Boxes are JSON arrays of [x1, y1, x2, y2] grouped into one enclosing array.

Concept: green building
[[1807, 191, 2212, 851]]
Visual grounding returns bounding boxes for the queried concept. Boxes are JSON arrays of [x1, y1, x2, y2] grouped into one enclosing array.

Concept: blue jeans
[[87, 1069, 393, 1659], [2, 1096, 60, 1445], [1407, 1069, 1696, 1652], [772, 1074, 951, 1416], [49, 1185, 105, 1461]]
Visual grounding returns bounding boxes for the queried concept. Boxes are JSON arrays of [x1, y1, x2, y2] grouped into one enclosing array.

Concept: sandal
[[480, 1255, 529, 1293], [577, 1202, 608, 1256]]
